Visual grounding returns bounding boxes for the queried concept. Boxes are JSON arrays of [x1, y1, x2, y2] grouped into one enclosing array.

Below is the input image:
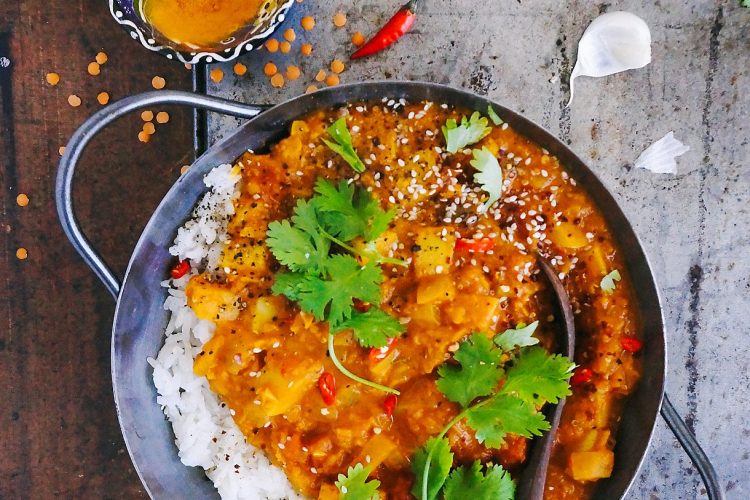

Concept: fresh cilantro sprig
[[323, 117, 366, 173], [470, 147, 503, 212], [442, 112, 492, 153], [486, 105, 504, 126], [600, 269, 621, 294], [416, 331, 575, 500], [494, 321, 540, 351], [443, 461, 515, 500], [267, 178, 405, 394], [335, 463, 380, 500]]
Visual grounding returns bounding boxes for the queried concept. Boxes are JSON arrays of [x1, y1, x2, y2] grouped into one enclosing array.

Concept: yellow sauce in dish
[[141, 0, 265, 49]]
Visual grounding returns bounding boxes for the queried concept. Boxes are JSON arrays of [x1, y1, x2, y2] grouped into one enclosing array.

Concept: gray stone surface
[[206, 1, 750, 498]]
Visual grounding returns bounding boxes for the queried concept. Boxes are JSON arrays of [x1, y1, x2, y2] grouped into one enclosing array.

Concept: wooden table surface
[[0, 1, 194, 497]]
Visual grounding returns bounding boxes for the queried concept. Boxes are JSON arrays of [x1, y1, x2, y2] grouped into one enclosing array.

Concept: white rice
[[147, 164, 301, 500]]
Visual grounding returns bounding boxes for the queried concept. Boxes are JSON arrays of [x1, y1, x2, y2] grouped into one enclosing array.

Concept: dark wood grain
[[0, 1, 194, 498]]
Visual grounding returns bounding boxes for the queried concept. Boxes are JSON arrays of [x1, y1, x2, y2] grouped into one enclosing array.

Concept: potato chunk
[[568, 450, 614, 481], [416, 274, 456, 304], [186, 277, 240, 321], [413, 228, 455, 277]]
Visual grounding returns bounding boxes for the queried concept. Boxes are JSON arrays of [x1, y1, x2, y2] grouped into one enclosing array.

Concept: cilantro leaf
[[600, 269, 621, 294], [270, 271, 307, 302], [335, 463, 380, 500], [443, 461, 515, 500], [500, 346, 575, 406], [743, 0, 749, 7], [470, 147, 503, 212], [314, 178, 394, 242], [411, 437, 454, 500], [494, 321, 540, 351], [486, 105, 504, 126], [466, 394, 549, 447], [296, 255, 383, 327], [436, 333, 504, 407], [441, 112, 492, 153], [266, 199, 330, 274], [332, 307, 405, 348], [323, 117, 366, 173]]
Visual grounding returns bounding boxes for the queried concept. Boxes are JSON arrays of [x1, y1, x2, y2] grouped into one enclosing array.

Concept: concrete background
[[205, 1, 750, 498]]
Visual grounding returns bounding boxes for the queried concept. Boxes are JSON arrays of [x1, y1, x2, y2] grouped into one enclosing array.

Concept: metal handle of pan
[[55, 90, 266, 298], [661, 393, 725, 500]]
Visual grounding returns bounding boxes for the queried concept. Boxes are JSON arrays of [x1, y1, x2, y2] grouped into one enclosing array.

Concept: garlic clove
[[568, 11, 652, 106], [634, 132, 690, 174]]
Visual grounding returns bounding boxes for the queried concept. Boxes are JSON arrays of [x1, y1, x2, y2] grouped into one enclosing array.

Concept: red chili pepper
[[454, 237, 494, 253], [350, 0, 420, 59], [621, 336, 643, 353], [369, 338, 397, 362], [353, 298, 372, 313], [318, 372, 336, 406], [384, 394, 398, 417], [170, 260, 190, 279], [570, 367, 593, 387]]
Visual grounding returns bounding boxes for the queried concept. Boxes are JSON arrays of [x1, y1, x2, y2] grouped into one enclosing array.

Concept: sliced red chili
[[384, 394, 398, 417], [454, 237, 494, 253], [369, 337, 397, 362], [318, 372, 336, 406], [170, 260, 190, 279], [351, 0, 420, 59], [621, 336, 643, 353], [353, 298, 372, 313], [570, 367, 593, 387]]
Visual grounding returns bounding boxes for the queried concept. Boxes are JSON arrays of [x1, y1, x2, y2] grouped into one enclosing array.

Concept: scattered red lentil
[[325, 74, 340, 86], [138, 130, 151, 143], [234, 63, 247, 76], [265, 39, 280, 52], [305, 84, 318, 94], [45, 72, 60, 86], [270, 73, 285, 88], [180, 165, 190, 174], [151, 76, 166, 89], [301, 16, 315, 30], [67, 95, 82, 107], [352, 32, 365, 46], [330, 59, 345, 74], [16, 194, 29, 207], [300, 43, 313, 56], [87, 62, 101, 76], [314, 69, 326, 82], [143, 122, 156, 135], [58, 146, 66, 156], [16, 248, 28, 260], [279, 41, 291, 54], [97, 92, 110, 105], [184, 63, 192, 70], [156, 111, 170, 124], [333, 11, 347, 27], [264, 62, 278, 76], [210, 68, 224, 83], [283, 28, 296, 42], [95, 52, 108, 65], [141, 110, 154, 122], [286, 65, 301, 80]]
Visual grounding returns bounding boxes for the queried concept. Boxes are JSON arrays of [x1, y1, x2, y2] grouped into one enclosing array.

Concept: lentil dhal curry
[[183, 99, 642, 500]]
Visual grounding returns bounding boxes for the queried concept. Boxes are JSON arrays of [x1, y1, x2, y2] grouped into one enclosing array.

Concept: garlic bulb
[[568, 11, 652, 106], [634, 132, 690, 174]]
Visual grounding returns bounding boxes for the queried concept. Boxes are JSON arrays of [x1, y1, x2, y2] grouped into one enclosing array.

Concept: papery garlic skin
[[568, 11, 652, 106], [634, 132, 690, 174]]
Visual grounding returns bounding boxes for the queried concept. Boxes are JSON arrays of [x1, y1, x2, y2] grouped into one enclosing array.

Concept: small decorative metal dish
[[107, 0, 295, 64]]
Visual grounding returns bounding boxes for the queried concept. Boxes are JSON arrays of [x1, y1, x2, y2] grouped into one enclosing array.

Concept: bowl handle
[[661, 393, 725, 500], [55, 90, 266, 298]]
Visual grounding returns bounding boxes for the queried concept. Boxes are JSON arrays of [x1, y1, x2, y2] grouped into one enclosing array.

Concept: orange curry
[[186, 101, 642, 499]]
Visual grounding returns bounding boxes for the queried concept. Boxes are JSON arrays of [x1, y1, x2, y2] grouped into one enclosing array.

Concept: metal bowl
[[107, 0, 295, 64], [55, 82, 721, 499]]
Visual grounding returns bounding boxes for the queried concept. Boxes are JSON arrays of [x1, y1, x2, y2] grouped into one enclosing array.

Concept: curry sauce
[[185, 101, 642, 499]]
